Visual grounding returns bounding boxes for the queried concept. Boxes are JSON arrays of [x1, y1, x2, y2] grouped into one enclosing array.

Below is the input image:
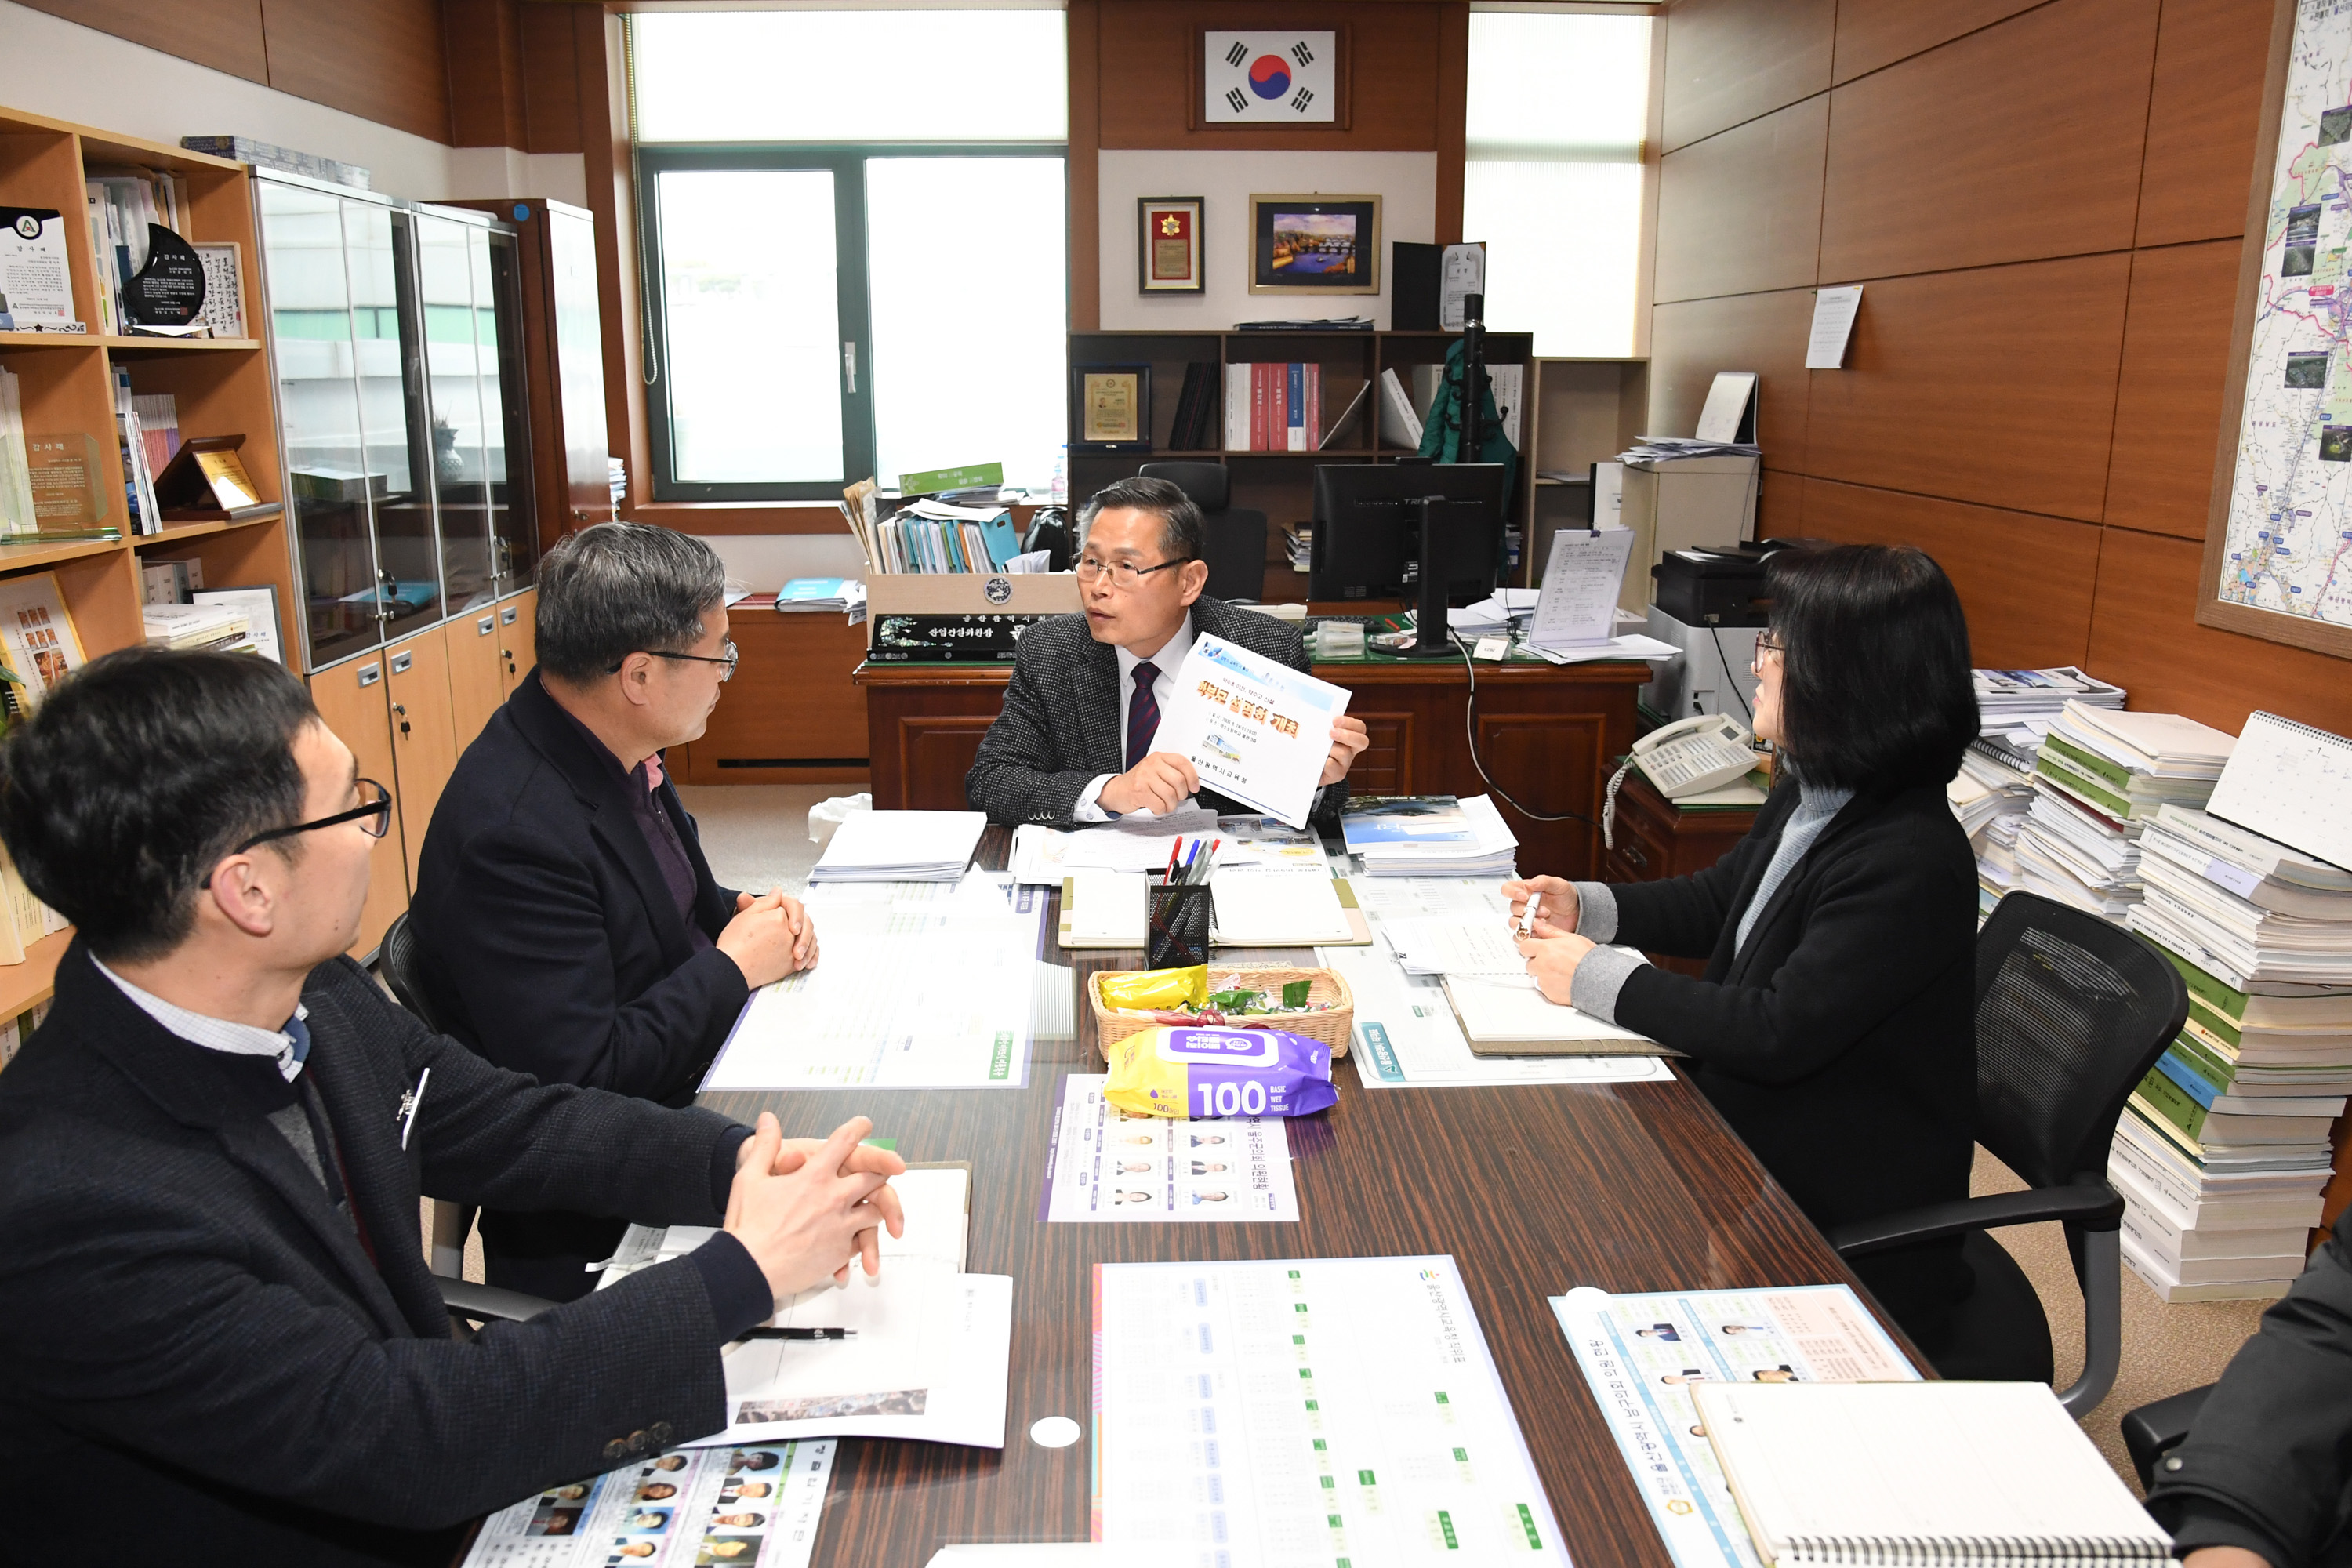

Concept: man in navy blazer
[[412, 524, 818, 1300], [0, 648, 903, 1563]]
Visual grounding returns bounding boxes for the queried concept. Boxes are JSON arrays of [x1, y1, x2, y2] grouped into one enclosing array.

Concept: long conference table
[[691, 826, 1917, 1567]]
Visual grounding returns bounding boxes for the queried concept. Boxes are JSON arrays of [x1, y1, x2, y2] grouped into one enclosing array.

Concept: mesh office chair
[[376, 913, 480, 1287], [1828, 891, 2188, 1414], [1139, 461, 1269, 602]]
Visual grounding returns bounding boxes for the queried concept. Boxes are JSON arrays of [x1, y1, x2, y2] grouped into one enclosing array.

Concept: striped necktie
[[1126, 661, 1162, 771]]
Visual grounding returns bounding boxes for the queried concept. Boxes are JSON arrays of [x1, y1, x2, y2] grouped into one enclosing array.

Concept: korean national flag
[[1204, 31, 1338, 123]]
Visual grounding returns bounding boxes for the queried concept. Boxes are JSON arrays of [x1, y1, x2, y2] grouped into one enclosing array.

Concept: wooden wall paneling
[[2103, 239, 2243, 539], [257, 0, 452, 144], [1435, 0, 1467, 245], [308, 653, 409, 957], [1801, 253, 2133, 522], [2135, 0, 2278, 247], [13, 0, 270, 85], [519, 0, 584, 156], [1095, 2, 1443, 151], [1653, 95, 1826, 304], [444, 0, 527, 150], [2089, 527, 2352, 735], [446, 604, 508, 753], [1646, 288, 1816, 472], [1829, 0, 2048, 85], [385, 623, 460, 888], [892, 714, 1000, 811], [1658, 0, 1835, 154], [1817, 0, 2159, 281], [691, 613, 871, 768], [1068, 0, 1102, 332], [1794, 477, 2102, 670]]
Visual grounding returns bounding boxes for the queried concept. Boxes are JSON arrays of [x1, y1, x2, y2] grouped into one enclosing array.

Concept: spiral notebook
[[2207, 711, 2352, 873], [1689, 1381, 2171, 1568]]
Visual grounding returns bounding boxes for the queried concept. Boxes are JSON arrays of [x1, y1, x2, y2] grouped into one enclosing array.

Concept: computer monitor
[[1308, 463, 1508, 605]]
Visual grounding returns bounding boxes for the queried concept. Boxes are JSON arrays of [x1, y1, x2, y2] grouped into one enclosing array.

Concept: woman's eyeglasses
[[1751, 633, 1785, 673]]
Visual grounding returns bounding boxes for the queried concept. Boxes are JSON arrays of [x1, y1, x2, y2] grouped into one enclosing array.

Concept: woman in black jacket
[[1508, 543, 1981, 1356]]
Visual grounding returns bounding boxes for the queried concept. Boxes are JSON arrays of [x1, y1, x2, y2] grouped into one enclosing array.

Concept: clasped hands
[[724, 1112, 906, 1303], [717, 888, 817, 989], [1098, 714, 1373, 816], [1501, 875, 1597, 1006]]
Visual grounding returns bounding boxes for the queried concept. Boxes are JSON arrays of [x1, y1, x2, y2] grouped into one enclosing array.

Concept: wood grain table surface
[[689, 827, 1914, 1567]]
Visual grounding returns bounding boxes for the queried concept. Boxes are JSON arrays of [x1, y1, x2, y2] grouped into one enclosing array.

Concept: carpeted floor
[[420, 786, 2280, 1492]]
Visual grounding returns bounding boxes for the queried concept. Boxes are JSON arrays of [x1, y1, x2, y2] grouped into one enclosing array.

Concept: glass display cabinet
[[254, 172, 537, 671]]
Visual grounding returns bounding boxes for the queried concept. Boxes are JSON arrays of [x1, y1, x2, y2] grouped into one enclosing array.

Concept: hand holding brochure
[[1155, 634, 1352, 829]]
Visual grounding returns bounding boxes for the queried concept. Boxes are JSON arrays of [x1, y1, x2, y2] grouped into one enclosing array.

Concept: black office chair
[[2122, 1383, 2216, 1489], [376, 912, 477, 1280], [1828, 891, 2189, 1414], [1140, 461, 1269, 602]]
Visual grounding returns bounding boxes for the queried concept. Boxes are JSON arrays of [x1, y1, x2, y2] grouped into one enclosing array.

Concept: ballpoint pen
[[1518, 891, 1542, 938], [735, 1327, 858, 1341]]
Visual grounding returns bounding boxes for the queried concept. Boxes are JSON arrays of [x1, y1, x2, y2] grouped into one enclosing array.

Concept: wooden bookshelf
[[0, 104, 300, 1028]]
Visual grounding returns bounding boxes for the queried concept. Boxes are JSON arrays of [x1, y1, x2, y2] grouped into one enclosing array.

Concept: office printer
[[1650, 543, 1780, 627]]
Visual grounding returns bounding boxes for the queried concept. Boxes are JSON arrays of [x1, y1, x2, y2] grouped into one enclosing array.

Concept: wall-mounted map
[[2210, 0, 2352, 657]]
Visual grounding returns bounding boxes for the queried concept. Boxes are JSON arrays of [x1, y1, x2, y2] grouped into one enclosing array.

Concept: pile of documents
[[2011, 702, 2232, 920], [774, 576, 866, 616], [141, 601, 252, 654], [2109, 804, 2352, 1299], [1614, 436, 1760, 462], [1951, 736, 2038, 915], [1446, 588, 1538, 640], [807, 809, 986, 883], [1341, 794, 1519, 879], [1972, 666, 2125, 749]]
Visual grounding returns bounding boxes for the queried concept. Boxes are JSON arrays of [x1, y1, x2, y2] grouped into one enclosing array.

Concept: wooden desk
[[692, 827, 1911, 1568], [855, 656, 1651, 880]]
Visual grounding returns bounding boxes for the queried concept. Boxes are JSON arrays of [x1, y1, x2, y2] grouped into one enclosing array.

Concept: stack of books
[[1283, 526, 1312, 572], [1972, 666, 2125, 750], [1341, 794, 1519, 879], [2111, 804, 2352, 1300], [142, 601, 252, 654], [1223, 361, 1363, 452], [1952, 736, 2038, 914], [2012, 702, 2234, 920]]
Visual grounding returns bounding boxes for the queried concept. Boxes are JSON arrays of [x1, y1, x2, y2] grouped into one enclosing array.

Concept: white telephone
[[1630, 713, 1759, 799]]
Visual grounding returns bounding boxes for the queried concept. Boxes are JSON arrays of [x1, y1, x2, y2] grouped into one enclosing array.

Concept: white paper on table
[[462, 1438, 833, 1568], [1378, 913, 1523, 976], [810, 809, 987, 880], [1094, 1256, 1570, 1566], [1806, 285, 1864, 370], [1208, 867, 1352, 944], [1319, 940, 1673, 1088], [1038, 1073, 1298, 1221], [1444, 971, 1659, 1046], [701, 1272, 1012, 1449], [599, 1168, 972, 1294], [1525, 633, 1681, 665], [1529, 528, 1639, 648], [1156, 633, 1351, 829], [1350, 876, 1512, 923], [1551, 1283, 1915, 1568], [701, 877, 1046, 1089]]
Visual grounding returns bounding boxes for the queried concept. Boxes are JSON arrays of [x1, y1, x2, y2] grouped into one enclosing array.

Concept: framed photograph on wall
[[1138, 198, 1204, 295], [1071, 364, 1152, 453], [2198, 0, 2352, 659], [1248, 194, 1381, 295]]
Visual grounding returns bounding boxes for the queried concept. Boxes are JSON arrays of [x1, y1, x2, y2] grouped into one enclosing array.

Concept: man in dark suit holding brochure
[[965, 475, 1370, 826], [0, 649, 904, 1564]]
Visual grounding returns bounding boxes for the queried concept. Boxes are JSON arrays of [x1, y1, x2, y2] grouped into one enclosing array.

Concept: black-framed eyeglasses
[[231, 779, 394, 858], [1075, 556, 1192, 590], [1751, 633, 1786, 673], [611, 638, 740, 682]]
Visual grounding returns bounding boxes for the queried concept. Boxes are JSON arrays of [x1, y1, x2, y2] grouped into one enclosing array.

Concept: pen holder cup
[[1145, 883, 1213, 969]]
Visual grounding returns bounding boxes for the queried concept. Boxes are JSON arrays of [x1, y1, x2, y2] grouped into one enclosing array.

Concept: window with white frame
[[1461, 9, 1653, 358], [629, 9, 1069, 499]]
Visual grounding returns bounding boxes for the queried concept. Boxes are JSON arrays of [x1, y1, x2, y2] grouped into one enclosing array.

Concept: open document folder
[[597, 1167, 1011, 1449], [1441, 970, 1669, 1056]]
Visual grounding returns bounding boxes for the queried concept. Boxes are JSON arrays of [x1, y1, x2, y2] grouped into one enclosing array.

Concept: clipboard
[[1441, 975, 1677, 1058], [1058, 875, 1374, 949]]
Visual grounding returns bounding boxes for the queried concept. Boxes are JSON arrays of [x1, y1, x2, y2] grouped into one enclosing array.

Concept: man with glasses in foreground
[[967, 475, 1370, 826], [413, 522, 819, 1301], [0, 648, 903, 1561]]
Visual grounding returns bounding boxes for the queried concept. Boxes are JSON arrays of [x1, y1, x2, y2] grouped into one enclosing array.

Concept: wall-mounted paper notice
[[1806, 285, 1864, 369]]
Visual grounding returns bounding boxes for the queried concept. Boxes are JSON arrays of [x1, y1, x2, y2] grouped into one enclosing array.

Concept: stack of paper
[[142, 602, 252, 652], [774, 576, 866, 616], [808, 809, 986, 883], [1342, 793, 1518, 878], [2013, 789, 2143, 918], [2036, 701, 2233, 824], [1446, 588, 1538, 638], [1972, 666, 2125, 749], [1956, 735, 2038, 913]]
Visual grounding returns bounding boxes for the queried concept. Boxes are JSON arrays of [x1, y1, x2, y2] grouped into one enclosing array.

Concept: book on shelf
[[140, 557, 205, 606], [0, 572, 86, 713], [112, 368, 158, 535], [132, 393, 180, 481], [1222, 362, 1327, 452], [142, 601, 253, 653], [84, 168, 202, 337]]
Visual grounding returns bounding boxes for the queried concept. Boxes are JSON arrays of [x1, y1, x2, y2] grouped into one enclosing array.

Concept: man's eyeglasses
[[230, 779, 394, 858], [1075, 556, 1192, 590], [1751, 633, 1786, 674], [612, 639, 740, 682]]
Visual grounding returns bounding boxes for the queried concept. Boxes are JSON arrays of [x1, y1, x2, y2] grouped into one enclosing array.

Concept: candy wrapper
[[1096, 966, 1208, 1012], [1104, 1025, 1337, 1120]]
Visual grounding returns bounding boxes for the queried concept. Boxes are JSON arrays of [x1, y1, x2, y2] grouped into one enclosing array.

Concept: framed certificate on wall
[[1073, 365, 1152, 453], [1139, 198, 1204, 294]]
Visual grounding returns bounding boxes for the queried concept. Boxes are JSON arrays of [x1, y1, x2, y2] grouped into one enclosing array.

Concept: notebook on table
[[1440, 972, 1671, 1057], [1690, 1381, 2172, 1568]]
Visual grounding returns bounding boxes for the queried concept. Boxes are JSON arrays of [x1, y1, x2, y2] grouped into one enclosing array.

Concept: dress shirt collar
[[92, 956, 310, 1083], [1113, 611, 1194, 690]]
